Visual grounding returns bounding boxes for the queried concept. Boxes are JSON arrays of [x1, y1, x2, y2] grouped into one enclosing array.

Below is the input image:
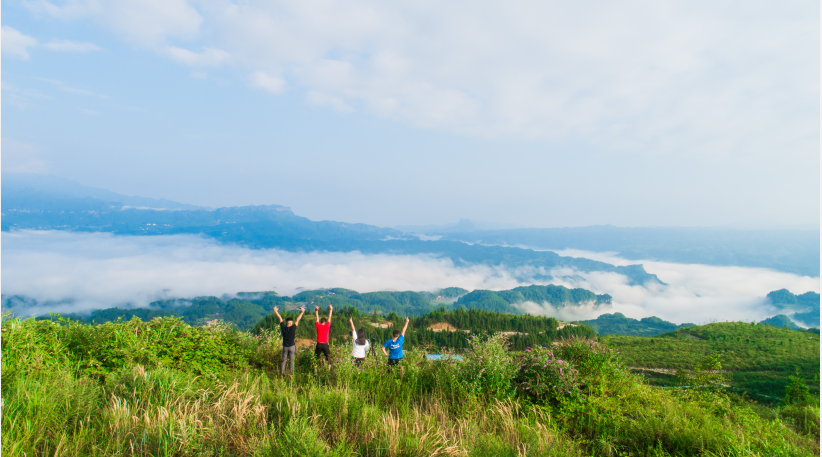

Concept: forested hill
[[252, 306, 596, 351], [767, 289, 820, 327], [1, 188, 662, 286], [13, 285, 613, 330], [580, 312, 693, 336], [455, 285, 611, 314]]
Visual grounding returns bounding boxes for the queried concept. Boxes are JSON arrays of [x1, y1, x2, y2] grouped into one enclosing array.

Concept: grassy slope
[[2, 316, 818, 457], [601, 322, 820, 403]]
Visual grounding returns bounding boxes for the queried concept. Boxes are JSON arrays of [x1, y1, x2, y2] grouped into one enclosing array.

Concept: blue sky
[[2, 0, 819, 228]]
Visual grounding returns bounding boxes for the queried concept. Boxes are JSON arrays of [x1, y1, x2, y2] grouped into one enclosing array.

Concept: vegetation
[[601, 322, 820, 404], [253, 306, 596, 351], [768, 289, 820, 327], [3, 314, 818, 456], [10, 285, 612, 331], [455, 285, 612, 314], [581, 312, 694, 336], [760, 314, 802, 330]]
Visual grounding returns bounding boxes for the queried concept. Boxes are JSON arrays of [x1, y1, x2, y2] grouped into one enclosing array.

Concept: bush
[[459, 333, 518, 399], [514, 346, 580, 405]]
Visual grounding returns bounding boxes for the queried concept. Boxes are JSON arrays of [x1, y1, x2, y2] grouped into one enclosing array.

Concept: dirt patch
[[367, 321, 393, 329], [499, 331, 528, 337], [557, 322, 578, 330], [294, 338, 314, 348]]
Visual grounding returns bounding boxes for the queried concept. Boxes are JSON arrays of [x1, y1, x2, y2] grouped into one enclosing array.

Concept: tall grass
[[2, 316, 818, 456]]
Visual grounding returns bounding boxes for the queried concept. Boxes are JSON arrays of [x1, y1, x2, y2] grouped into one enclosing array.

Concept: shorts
[[387, 358, 402, 366], [353, 357, 365, 367], [314, 343, 330, 360]]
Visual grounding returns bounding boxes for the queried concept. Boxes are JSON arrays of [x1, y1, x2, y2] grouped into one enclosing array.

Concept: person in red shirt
[[314, 304, 333, 367]]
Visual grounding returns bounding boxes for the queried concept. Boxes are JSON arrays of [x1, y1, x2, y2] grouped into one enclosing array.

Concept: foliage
[[581, 312, 694, 336], [456, 285, 611, 314], [768, 289, 821, 327], [3, 314, 819, 456], [514, 346, 580, 405], [602, 322, 820, 404]]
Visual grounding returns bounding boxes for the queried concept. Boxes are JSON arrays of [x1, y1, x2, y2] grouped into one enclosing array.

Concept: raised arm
[[273, 306, 283, 323], [295, 306, 306, 325], [327, 305, 333, 323], [314, 305, 320, 322], [401, 317, 409, 336], [349, 317, 356, 333]]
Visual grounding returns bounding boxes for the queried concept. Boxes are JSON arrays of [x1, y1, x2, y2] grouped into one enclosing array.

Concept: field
[[601, 323, 820, 404], [2, 315, 819, 456]]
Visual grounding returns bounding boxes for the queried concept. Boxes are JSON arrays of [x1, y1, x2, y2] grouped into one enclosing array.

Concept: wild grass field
[[600, 323, 820, 404], [2, 315, 819, 456]]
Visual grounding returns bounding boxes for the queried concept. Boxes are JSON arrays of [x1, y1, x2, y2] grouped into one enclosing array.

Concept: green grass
[[2, 315, 818, 456], [601, 322, 820, 403]]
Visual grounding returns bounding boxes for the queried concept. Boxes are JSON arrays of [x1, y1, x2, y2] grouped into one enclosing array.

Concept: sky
[[4, 230, 819, 324], [2, 0, 819, 228]]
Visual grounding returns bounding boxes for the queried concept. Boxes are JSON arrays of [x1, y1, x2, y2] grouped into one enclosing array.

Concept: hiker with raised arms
[[349, 317, 370, 366], [382, 316, 410, 367], [314, 305, 333, 368], [273, 305, 305, 376]]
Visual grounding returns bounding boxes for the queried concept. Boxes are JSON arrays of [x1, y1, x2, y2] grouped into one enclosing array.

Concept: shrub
[[514, 346, 580, 405], [459, 333, 518, 399]]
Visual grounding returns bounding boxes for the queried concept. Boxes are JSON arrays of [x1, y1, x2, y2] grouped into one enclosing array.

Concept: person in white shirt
[[348, 317, 370, 366]]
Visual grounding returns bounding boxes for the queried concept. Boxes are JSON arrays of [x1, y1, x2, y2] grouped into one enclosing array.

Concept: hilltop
[[2, 314, 818, 456], [601, 321, 820, 403]]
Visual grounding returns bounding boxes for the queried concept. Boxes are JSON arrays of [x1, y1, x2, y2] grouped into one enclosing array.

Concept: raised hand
[[349, 317, 353, 323], [405, 317, 410, 322], [300, 306, 306, 312], [273, 306, 279, 313], [329, 305, 333, 310], [314, 305, 320, 311]]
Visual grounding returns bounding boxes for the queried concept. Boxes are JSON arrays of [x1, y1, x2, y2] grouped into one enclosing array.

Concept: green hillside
[[768, 289, 820, 327], [601, 322, 820, 404], [253, 306, 596, 351], [3, 315, 818, 456], [581, 312, 694, 336], [455, 285, 611, 314]]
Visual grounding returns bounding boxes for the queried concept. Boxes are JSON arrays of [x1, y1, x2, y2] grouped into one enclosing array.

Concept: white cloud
[[166, 46, 231, 67], [2, 26, 38, 59], [1, 138, 49, 173], [1, 231, 524, 315], [306, 91, 353, 112], [526, 250, 821, 325], [24, 0, 201, 46], [2, 231, 817, 325], [249, 71, 286, 94], [23, 1, 818, 162], [42, 39, 101, 52]]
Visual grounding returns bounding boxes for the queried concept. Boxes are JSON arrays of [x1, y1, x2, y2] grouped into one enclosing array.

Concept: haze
[[2, 0, 819, 228]]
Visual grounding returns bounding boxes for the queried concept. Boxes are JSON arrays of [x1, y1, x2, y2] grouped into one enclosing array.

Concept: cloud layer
[[20, 0, 819, 160], [3, 231, 818, 325]]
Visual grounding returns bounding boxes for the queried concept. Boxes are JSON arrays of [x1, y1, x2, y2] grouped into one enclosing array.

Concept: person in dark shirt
[[273, 305, 305, 376], [314, 305, 333, 368]]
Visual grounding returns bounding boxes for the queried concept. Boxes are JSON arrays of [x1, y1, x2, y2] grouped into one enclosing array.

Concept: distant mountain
[[580, 312, 694, 336], [454, 284, 612, 315], [1, 188, 663, 286], [2, 173, 203, 210], [767, 289, 820, 327], [439, 225, 820, 277], [7, 285, 605, 329], [395, 218, 526, 233], [759, 314, 801, 330]]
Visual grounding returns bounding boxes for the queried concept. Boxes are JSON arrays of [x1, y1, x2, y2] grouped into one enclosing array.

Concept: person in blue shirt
[[382, 316, 410, 367]]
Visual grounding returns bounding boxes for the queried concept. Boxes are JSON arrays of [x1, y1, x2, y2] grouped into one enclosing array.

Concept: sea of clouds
[[2, 230, 818, 324]]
